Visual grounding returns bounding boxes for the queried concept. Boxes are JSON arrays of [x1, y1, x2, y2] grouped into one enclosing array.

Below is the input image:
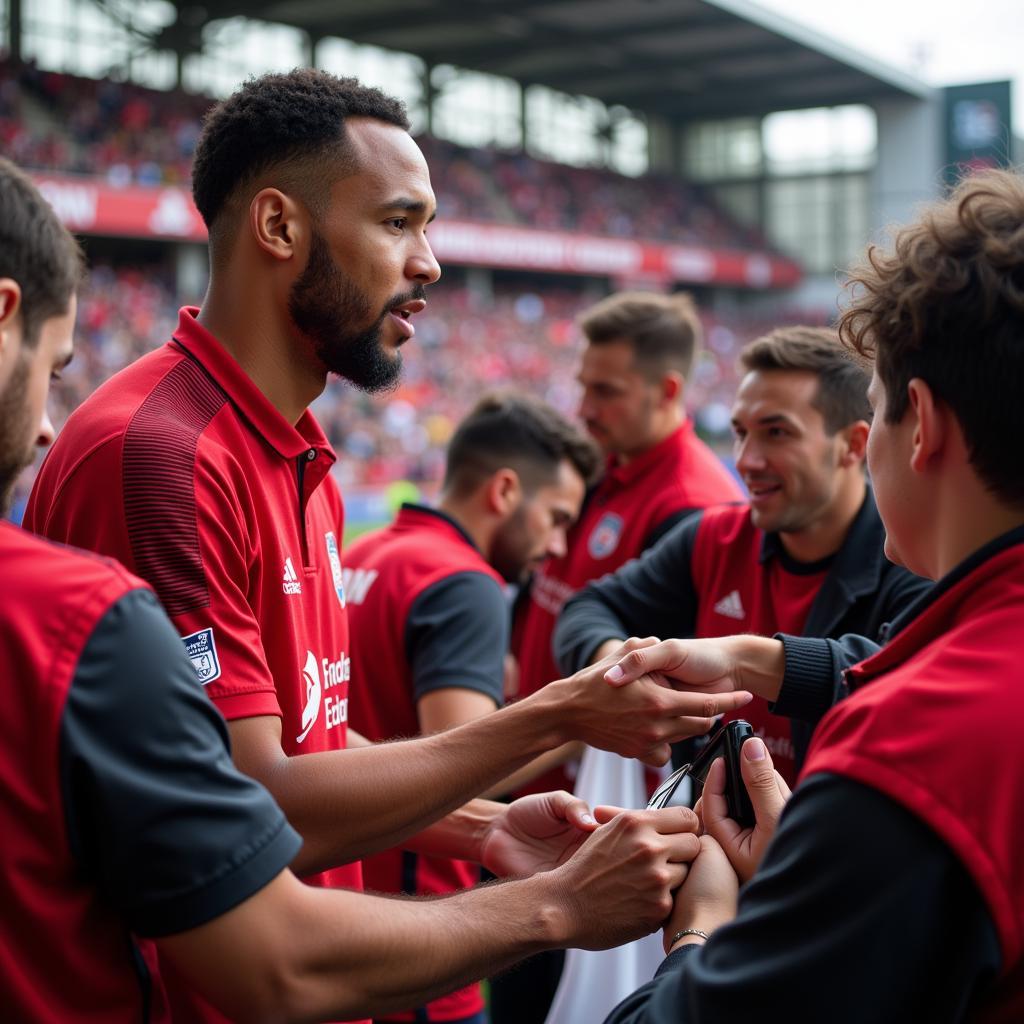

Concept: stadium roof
[[161, 0, 934, 121]]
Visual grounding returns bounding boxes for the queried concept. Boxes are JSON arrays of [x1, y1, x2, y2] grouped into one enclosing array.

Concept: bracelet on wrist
[[669, 927, 710, 947]]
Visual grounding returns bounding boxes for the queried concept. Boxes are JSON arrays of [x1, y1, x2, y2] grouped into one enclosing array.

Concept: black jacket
[[554, 489, 931, 771]]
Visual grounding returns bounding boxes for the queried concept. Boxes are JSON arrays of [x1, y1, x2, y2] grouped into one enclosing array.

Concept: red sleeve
[[169, 446, 279, 719]]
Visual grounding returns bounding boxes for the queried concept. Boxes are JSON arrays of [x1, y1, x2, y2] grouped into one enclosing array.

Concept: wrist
[[591, 638, 626, 665], [666, 927, 711, 953], [670, 899, 737, 943], [520, 675, 578, 748], [465, 799, 502, 866], [728, 634, 785, 702], [492, 683, 568, 753], [518, 869, 579, 948]]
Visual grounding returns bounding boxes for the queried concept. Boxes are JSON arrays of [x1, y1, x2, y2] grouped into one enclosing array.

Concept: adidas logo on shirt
[[713, 589, 745, 620], [283, 556, 302, 595]]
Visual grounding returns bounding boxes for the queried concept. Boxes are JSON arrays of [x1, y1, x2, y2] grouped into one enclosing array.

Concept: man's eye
[[387, 218, 407, 230]]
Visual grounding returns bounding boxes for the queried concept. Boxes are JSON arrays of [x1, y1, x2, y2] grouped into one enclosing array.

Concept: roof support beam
[[9, 0, 22, 63]]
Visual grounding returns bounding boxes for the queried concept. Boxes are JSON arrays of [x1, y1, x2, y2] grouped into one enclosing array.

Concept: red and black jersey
[[346, 504, 507, 1023], [556, 493, 931, 782], [690, 505, 832, 781], [0, 522, 300, 1022], [513, 421, 742, 793], [803, 527, 1024, 1019], [26, 307, 356, 1018]]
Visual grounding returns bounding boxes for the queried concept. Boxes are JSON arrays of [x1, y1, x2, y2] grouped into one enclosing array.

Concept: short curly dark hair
[[192, 68, 410, 237], [840, 168, 1024, 508]]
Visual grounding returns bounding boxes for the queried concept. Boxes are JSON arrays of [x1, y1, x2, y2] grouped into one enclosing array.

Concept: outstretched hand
[[605, 637, 743, 693], [603, 635, 786, 707], [552, 637, 754, 767], [479, 791, 600, 878], [700, 737, 791, 882]]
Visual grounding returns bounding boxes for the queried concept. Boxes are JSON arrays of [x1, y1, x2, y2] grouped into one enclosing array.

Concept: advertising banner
[[32, 172, 801, 289]]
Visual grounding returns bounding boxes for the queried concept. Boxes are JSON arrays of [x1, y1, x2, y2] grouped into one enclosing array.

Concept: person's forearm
[[771, 633, 884, 722], [161, 868, 574, 1023], [237, 652, 746, 875], [724, 635, 786, 702], [286, 873, 573, 1017], [401, 798, 500, 861], [252, 699, 567, 875], [481, 740, 584, 799]]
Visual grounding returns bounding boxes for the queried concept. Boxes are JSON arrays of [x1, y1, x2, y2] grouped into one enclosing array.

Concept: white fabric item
[[544, 747, 685, 1024]]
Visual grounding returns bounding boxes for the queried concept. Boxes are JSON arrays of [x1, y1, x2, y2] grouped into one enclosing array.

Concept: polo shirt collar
[[396, 503, 481, 553], [171, 306, 335, 462], [606, 421, 692, 489]]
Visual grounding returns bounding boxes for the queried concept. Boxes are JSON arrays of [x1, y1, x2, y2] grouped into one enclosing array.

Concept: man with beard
[[512, 292, 744, 798], [0, 156, 723, 1024], [494, 293, 742, 1024], [556, 328, 929, 785], [346, 391, 599, 1024], [25, 72, 752, 1021], [601, 166, 1024, 1024]]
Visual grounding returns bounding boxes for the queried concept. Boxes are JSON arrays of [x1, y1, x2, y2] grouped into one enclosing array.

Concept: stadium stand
[[6, 258, 818, 527], [2, 61, 769, 251], [2, 63, 822, 525]]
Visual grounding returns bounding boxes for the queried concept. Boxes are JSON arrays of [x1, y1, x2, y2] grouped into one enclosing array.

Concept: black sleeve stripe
[[60, 588, 301, 936], [641, 507, 701, 551], [123, 359, 228, 616]]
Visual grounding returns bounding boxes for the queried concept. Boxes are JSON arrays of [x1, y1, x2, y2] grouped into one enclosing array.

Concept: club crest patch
[[181, 627, 221, 686], [588, 512, 624, 559], [325, 531, 345, 608]]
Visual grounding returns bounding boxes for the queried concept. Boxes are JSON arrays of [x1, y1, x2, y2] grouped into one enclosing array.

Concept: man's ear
[[838, 420, 870, 468], [484, 467, 522, 518], [248, 188, 307, 263], [907, 377, 946, 474], [0, 279, 23, 359], [660, 371, 684, 406]]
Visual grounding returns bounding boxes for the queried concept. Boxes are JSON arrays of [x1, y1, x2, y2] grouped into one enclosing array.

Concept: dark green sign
[[943, 81, 1012, 186]]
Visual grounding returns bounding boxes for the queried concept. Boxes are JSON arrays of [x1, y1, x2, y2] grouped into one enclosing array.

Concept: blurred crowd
[[3, 61, 767, 250], [0, 63, 205, 186], [7, 262, 819, 522], [2, 60, 812, 521]]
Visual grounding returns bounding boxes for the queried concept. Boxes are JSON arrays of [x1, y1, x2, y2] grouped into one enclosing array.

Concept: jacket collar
[[848, 524, 1024, 687]]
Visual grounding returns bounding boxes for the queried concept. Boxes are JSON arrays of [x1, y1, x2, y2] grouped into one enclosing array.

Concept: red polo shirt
[[26, 308, 359, 1017], [692, 504, 833, 783], [514, 421, 741, 792]]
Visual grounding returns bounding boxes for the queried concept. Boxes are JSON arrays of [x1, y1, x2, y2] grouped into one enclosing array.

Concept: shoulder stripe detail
[[123, 358, 227, 616]]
